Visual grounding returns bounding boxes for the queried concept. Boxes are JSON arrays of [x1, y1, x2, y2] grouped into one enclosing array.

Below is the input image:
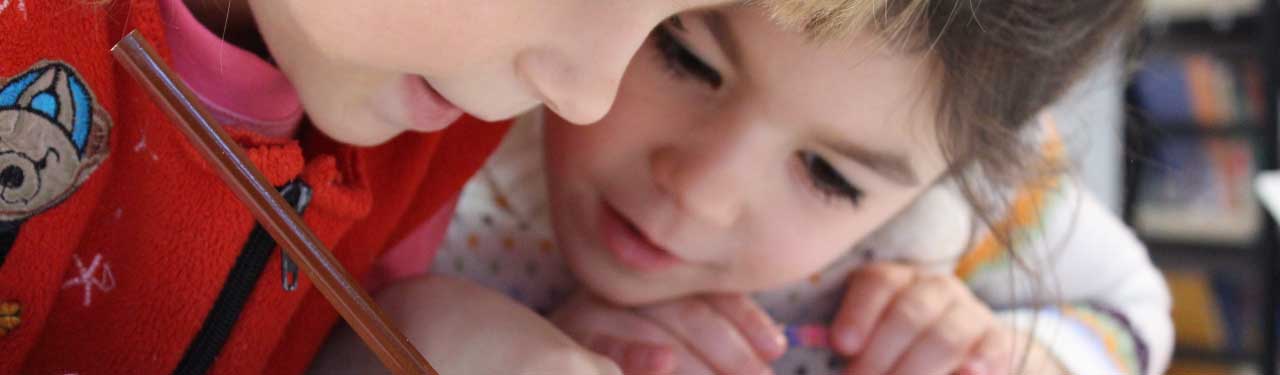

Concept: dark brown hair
[[761, 0, 1142, 240], [762, 1, 1143, 369]]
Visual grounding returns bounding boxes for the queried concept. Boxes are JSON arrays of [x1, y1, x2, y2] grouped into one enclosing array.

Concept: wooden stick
[[111, 30, 436, 375]]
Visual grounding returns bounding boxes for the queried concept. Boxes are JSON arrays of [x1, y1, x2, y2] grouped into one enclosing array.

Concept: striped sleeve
[[997, 304, 1149, 375], [954, 118, 1173, 375]]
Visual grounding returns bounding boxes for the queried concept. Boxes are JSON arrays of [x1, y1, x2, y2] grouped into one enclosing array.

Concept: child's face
[[246, 0, 728, 145], [545, 6, 950, 305]]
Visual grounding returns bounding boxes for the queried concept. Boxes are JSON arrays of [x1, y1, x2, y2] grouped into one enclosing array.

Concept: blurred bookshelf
[[1123, 0, 1279, 373], [1145, 237, 1256, 269], [1146, 0, 1258, 23]]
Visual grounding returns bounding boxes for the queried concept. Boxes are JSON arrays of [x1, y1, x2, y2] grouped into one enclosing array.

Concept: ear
[[72, 85, 113, 188], [77, 104, 112, 172], [0, 68, 43, 108]]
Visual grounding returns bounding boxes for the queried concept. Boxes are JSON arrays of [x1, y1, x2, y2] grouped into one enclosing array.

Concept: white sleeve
[[963, 178, 1173, 375]]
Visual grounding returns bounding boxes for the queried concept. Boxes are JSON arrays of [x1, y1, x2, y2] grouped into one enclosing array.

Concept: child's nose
[[650, 134, 758, 228], [515, 12, 656, 125], [514, 51, 617, 125]]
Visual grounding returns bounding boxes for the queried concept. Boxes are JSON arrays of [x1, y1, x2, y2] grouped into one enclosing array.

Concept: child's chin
[[574, 265, 671, 307], [591, 285, 667, 307], [311, 114, 401, 147]]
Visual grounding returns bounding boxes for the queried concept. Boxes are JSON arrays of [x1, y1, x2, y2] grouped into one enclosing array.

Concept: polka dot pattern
[[431, 119, 921, 373]]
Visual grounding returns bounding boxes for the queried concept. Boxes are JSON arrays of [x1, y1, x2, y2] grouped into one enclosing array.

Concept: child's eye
[[652, 22, 723, 89], [798, 151, 863, 206]]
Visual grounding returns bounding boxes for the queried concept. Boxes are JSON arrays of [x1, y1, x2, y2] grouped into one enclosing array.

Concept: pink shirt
[[158, 0, 448, 289]]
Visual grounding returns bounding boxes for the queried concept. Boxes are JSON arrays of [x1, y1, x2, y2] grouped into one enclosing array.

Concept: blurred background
[[1068, 0, 1280, 373]]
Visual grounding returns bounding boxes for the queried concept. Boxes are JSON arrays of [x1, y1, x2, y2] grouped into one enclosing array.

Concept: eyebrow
[[691, 11, 917, 186], [827, 140, 920, 186]]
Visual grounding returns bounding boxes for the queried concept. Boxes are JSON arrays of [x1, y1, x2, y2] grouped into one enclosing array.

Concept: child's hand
[[831, 263, 1027, 375], [551, 291, 786, 375], [310, 276, 622, 375]]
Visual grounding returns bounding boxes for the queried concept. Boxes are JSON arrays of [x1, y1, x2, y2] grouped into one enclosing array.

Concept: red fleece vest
[[0, 1, 510, 373]]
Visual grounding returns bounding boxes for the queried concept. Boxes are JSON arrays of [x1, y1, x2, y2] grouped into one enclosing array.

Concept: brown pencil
[[111, 30, 436, 375]]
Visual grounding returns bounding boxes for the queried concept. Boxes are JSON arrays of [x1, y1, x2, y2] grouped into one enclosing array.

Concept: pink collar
[[158, 0, 303, 139]]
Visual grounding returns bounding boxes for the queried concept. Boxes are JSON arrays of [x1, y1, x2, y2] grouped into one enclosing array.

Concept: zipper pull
[[278, 180, 313, 292], [281, 254, 299, 292]]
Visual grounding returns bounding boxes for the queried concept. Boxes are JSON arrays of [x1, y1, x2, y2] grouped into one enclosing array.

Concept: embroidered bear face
[[0, 61, 111, 222]]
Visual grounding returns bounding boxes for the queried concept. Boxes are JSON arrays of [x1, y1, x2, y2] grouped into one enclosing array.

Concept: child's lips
[[599, 201, 682, 272], [401, 75, 463, 132]]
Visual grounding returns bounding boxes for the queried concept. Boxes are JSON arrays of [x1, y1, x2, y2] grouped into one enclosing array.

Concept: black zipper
[[173, 180, 311, 375], [0, 219, 22, 270]]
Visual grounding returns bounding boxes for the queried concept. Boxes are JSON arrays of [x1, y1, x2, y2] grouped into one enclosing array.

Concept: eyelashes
[[652, 23, 723, 88], [648, 19, 864, 209], [798, 151, 863, 206]]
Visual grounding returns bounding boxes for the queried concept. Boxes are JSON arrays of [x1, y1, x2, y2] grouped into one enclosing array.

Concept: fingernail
[[835, 328, 861, 354], [757, 329, 787, 359]]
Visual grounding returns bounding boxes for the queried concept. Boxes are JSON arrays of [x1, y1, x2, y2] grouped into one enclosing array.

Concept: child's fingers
[[638, 298, 775, 375], [705, 293, 787, 360], [669, 346, 719, 375], [887, 301, 989, 375], [552, 292, 686, 373], [959, 327, 1015, 375], [844, 276, 958, 375], [832, 263, 916, 355], [584, 334, 677, 375]]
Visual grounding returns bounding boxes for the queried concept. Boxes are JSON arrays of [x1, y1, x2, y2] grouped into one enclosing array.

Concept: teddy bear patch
[[0, 61, 112, 267]]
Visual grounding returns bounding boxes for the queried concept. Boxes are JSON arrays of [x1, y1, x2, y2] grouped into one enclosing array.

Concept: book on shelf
[[1165, 270, 1259, 355], [1131, 52, 1262, 243], [1167, 360, 1257, 375], [1133, 137, 1258, 243], [1133, 53, 1263, 127]]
